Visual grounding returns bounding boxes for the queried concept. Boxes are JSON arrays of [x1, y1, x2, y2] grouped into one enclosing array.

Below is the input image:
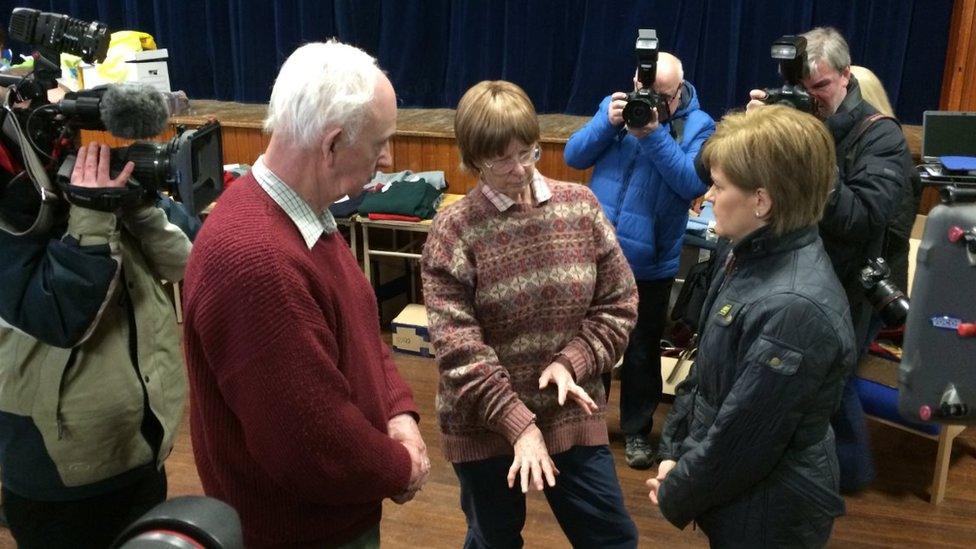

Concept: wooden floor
[[2, 334, 975, 548]]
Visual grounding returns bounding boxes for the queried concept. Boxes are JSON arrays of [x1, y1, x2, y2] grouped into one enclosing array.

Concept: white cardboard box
[[391, 304, 434, 357], [80, 49, 171, 92]]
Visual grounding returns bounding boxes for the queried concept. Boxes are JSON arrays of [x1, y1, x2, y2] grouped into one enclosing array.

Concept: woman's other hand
[[507, 424, 559, 493], [539, 362, 599, 415]]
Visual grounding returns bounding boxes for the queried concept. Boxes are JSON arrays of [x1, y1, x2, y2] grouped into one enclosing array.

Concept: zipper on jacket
[[55, 348, 79, 440], [120, 270, 164, 460]]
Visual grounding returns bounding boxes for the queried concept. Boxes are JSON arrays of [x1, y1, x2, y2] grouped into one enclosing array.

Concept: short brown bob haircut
[[699, 105, 837, 236], [454, 80, 540, 173]]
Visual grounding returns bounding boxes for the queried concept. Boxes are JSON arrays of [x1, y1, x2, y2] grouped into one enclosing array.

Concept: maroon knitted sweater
[[421, 178, 637, 463], [182, 173, 418, 547]]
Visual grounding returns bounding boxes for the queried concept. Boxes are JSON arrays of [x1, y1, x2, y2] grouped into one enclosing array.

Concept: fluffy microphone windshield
[[99, 83, 170, 140]]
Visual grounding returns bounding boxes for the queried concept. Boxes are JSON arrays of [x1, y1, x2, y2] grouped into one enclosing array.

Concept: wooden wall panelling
[[391, 135, 476, 194], [81, 124, 263, 167], [940, 0, 976, 111], [923, 0, 976, 214], [386, 136, 593, 196], [540, 141, 592, 184], [421, 136, 439, 174]]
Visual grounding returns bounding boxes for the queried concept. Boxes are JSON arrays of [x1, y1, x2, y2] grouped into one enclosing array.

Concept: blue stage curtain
[[0, 1, 953, 123]]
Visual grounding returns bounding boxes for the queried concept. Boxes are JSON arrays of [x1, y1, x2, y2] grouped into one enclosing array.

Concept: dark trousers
[[453, 445, 638, 549], [831, 312, 883, 493], [2, 466, 167, 549], [614, 277, 673, 438]]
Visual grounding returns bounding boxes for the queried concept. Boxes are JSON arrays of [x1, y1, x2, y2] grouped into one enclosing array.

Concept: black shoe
[[624, 435, 654, 470]]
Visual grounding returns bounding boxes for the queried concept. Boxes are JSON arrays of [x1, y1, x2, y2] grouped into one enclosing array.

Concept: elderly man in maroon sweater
[[182, 40, 429, 548]]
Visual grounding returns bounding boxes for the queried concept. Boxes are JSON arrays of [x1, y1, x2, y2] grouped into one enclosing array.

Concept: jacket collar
[[825, 75, 868, 143], [731, 225, 819, 261], [672, 80, 701, 120]]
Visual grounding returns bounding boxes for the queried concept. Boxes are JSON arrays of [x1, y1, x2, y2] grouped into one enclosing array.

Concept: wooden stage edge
[[81, 100, 935, 213]]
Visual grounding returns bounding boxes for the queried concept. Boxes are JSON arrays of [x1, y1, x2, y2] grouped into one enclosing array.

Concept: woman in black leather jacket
[[647, 105, 857, 548]]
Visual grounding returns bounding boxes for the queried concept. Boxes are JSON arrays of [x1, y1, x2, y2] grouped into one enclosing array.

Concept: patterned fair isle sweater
[[182, 173, 418, 547], [421, 177, 638, 463]]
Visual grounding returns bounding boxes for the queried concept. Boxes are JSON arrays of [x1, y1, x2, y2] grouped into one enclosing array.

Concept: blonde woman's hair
[[850, 65, 895, 117], [699, 105, 837, 235]]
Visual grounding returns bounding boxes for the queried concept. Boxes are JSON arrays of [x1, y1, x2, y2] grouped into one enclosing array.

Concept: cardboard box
[[391, 304, 434, 357], [80, 49, 171, 92]]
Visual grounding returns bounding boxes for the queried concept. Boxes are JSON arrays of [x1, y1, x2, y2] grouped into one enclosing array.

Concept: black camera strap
[[843, 113, 896, 165], [843, 112, 903, 261], [0, 86, 61, 237]]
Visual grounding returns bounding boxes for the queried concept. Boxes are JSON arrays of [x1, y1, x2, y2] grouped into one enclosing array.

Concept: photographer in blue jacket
[[565, 51, 714, 469]]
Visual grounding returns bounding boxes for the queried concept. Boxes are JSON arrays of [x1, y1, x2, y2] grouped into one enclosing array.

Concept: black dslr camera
[[623, 29, 672, 128], [859, 257, 910, 327], [0, 8, 223, 237], [762, 35, 816, 114]]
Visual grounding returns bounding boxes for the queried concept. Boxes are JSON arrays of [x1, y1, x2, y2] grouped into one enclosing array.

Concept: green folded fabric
[[357, 179, 443, 219]]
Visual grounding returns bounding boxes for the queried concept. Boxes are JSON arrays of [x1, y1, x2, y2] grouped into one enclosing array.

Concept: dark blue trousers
[[831, 312, 883, 493], [619, 278, 673, 438], [452, 445, 638, 549]]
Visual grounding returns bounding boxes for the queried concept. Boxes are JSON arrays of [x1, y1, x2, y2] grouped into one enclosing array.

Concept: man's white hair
[[801, 27, 851, 74], [263, 40, 380, 149]]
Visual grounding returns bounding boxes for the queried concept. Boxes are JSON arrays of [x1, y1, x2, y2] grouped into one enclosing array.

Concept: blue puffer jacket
[[564, 82, 715, 280]]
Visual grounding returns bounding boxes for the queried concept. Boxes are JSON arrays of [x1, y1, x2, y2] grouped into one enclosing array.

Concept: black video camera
[[859, 256, 910, 327], [762, 35, 816, 114], [623, 29, 672, 128], [0, 8, 223, 237], [53, 120, 224, 214]]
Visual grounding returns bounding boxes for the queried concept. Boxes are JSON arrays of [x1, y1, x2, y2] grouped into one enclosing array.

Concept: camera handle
[[0, 86, 61, 237], [56, 154, 146, 212]]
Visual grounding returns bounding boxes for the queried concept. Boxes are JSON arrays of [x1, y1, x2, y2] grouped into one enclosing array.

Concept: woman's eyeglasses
[[482, 146, 542, 175]]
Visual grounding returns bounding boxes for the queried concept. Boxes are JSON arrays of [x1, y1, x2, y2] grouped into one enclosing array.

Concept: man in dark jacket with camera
[[0, 143, 192, 549], [749, 26, 915, 493]]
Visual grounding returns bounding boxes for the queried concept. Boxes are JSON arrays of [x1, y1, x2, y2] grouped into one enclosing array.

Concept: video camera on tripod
[[0, 7, 223, 238]]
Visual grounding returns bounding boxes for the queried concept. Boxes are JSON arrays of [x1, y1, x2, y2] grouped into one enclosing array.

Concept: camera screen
[[922, 111, 976, 161]]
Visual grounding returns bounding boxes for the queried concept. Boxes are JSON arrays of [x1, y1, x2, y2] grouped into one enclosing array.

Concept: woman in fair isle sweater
[[421, 80, 640, 548]]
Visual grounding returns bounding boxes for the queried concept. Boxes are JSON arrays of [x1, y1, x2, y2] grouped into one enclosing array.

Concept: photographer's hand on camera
[[71, 142, 134, 192], [67, 145, 193, 283], [607, 92, 628, 127], [746, 89, 768, 111], [610, 86, 661, 137]]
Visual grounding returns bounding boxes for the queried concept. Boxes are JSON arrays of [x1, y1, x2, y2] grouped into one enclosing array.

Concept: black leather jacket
[[658, 225, 856, 548]]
